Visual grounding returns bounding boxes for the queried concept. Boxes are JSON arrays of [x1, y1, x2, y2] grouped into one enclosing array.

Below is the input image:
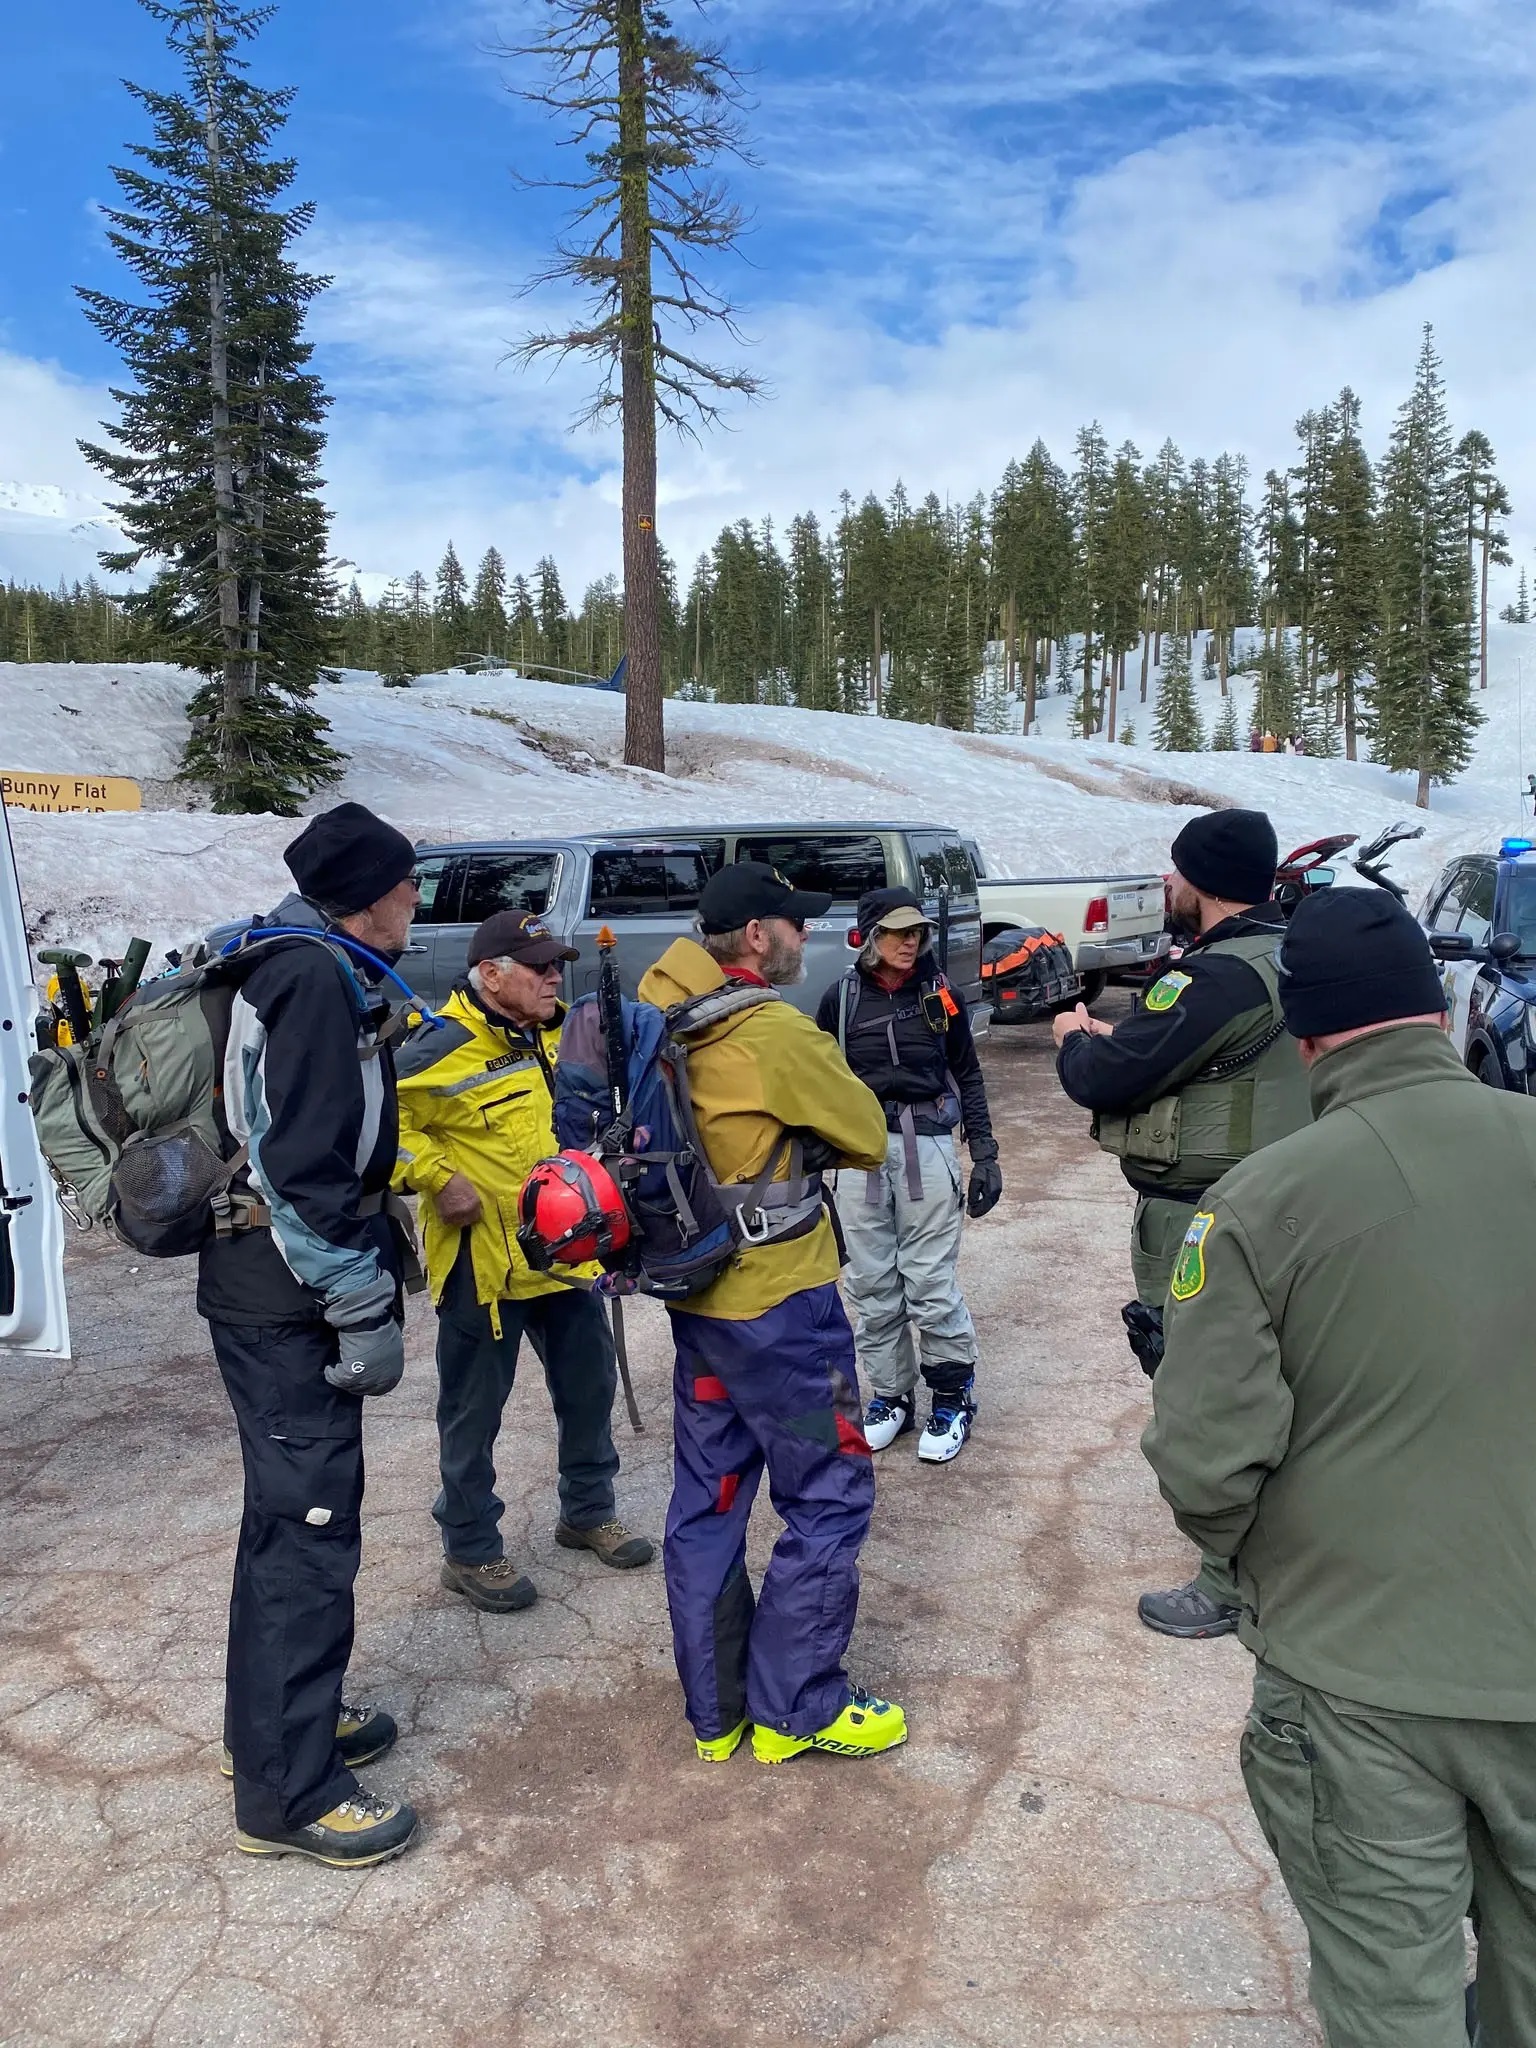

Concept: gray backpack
[[28, 933, 372, 1257]]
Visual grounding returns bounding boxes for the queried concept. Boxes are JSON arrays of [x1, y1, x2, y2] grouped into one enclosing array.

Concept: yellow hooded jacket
[[392, 985, 596, 1332], [637, 938, 888, 1320]]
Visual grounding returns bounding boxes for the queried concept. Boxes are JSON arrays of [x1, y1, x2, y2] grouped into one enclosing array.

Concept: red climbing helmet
[[516, 1150, 631, 1269]]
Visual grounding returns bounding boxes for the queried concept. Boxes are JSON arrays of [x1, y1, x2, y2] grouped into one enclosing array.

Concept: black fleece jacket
[[814, 952, 996, 1156]]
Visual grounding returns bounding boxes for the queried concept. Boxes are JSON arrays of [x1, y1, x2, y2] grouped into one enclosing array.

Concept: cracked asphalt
[[0, 999, 1321, 2048]]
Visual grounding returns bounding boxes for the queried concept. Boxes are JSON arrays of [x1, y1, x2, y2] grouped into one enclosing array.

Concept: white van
[[0, 806, 70, 1359]]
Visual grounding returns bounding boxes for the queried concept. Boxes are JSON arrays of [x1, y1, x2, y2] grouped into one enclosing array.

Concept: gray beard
[[762, 934, 806, 986]]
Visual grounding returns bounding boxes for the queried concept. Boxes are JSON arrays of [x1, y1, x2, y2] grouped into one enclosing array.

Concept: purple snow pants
[[665, 1282, 876, 1743]]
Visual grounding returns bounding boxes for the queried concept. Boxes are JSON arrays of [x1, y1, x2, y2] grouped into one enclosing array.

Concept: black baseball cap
[[697, 860, 833, 935], [468, 908, 580, 969]]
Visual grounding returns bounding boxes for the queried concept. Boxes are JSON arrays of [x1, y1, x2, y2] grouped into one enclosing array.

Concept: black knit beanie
[[1279, 888, 1446, 1038], [1170, 808, 1278, 905], [284, 802, 416, 915]]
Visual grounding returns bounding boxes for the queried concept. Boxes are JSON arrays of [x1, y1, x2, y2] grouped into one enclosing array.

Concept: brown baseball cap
[[468, 908, 579, 970]]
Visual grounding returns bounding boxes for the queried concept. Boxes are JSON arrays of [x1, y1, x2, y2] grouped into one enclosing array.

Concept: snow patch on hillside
[[5, 626, 1535, 962]]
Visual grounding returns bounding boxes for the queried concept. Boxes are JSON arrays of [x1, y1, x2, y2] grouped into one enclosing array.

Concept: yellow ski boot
[[752, 1686, 907, 1765], [694, 1719, 749, 1763]]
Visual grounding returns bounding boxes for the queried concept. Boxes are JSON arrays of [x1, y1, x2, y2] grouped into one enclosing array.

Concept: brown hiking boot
[[555, 1518, 655, 1569], [440, 1556, 538, 1612]]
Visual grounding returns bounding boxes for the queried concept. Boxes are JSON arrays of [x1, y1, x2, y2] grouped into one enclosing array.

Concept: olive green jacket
[[1143, 1024, 1536, 1719]]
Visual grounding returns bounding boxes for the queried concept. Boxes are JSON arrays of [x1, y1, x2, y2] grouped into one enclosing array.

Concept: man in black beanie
[[1144, 887, 1536, 2042], [198, 802, 422, 1866], [1053, 807, 1312, 1639]]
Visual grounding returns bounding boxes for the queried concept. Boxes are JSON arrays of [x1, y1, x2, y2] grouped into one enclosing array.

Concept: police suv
[[1423, 837, 1536, 1090]]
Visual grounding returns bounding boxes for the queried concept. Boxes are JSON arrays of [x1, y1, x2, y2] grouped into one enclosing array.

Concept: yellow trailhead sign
[[2, 771, 142, 814]]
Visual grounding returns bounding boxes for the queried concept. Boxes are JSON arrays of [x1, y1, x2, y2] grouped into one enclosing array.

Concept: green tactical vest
[[1093, 928, 1312, 1193]]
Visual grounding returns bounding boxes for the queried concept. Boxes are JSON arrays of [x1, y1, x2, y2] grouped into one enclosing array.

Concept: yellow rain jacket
[[393, 985, 595, 1330], [637, 939, 888, 1321]]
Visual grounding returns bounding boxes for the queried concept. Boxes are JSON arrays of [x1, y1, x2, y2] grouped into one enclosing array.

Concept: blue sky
[[3, 0, 1535, 595]]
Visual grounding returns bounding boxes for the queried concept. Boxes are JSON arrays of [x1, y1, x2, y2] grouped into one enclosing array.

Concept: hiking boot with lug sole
[[1138, 1579, 1240, 1639], [863, 1392, 916, 1453], [917, 1382, 976, 1464], [221, 1700, 396, 1780], [752, 1685, 907, 1765], [441, 1556, 538, 1612], [555, 1518, 655, 1569], [236, 1787, 419, 1868], [695, 1718, 748, 1763]]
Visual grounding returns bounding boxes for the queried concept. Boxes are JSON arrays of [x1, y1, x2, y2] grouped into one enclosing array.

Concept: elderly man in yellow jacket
[[394, 908, 653, 1613], [638, 863, 903, 1767]]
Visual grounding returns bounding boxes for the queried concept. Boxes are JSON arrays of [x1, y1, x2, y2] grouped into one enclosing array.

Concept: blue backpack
[[552, 985, 825, 1302]]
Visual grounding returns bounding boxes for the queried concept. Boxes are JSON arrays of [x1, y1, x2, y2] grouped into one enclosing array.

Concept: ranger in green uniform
[[1055, 809, 1313, 1639], [1144, 890, 1536, 2046]]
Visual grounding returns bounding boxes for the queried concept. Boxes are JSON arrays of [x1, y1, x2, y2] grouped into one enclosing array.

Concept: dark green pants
[[1242, 1662, 1536, 2046], [1131, 1194, 1238, 1612]]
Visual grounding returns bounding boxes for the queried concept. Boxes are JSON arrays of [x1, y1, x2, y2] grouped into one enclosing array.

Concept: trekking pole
[[596, 925, 643, 1434]]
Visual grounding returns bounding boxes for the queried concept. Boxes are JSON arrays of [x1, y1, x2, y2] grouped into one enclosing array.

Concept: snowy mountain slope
[[4, 626, 1534, 962], [0, 480, 127, 589]]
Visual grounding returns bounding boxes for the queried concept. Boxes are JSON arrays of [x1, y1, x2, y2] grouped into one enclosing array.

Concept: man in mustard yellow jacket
[[395, 909, 653, 1613], [638, 863, 903, 1768]]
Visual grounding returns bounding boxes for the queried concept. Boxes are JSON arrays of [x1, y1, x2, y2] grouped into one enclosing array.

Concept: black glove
[[794, 1129, 842, 1174], [1121, 1301, 1164, 1379], [966, 1155, 1003, 1217], [324, 1314, 404, 1397]]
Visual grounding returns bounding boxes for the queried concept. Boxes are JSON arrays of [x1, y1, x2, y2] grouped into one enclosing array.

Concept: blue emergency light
[[1501, 837, 1536, 858]]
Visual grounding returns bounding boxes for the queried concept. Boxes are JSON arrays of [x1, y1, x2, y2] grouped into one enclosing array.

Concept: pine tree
[[468, 546, 508, 660], [507, 573, 538, 670], [1253, 633, 1301, 741], [534, 556, 568, 669], [1070, 422, 1111, 738], [1201, 633, 1218, 681], [1303, 687, 1341, 757], [436, 542, 469, 653], [1453, 430, 1512, 690], [376, 580, 417, 687], [1366, 327, 1481, 806], [1153, 635, 1204, 751], [77, 0, 342, 813], [505, 0, 759, 771], [1313, 387, 1377, 760], [1211, 692, 1241, 751], [1119, 720, 1136, 746]]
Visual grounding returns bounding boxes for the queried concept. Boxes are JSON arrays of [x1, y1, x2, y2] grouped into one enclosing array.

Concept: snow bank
[[5, 627, 1534, 962]]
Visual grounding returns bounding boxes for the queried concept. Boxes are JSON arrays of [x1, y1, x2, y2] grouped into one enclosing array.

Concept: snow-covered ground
[[5, 627, 1535, 961]]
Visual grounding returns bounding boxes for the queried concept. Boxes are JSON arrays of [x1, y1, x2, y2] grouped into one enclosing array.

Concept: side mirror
[[1490, 931, 1522, 964], [1429, 931, 1474, 962]]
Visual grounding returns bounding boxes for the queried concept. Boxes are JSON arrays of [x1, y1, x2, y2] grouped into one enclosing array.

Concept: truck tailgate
[[1106, 879, 1163, 937]]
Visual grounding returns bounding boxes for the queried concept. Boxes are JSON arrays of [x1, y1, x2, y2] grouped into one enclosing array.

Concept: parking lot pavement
[[0, 1002, 1319, 2048]]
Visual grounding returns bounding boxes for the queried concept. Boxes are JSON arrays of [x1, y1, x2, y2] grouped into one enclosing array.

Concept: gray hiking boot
[[440, 1556, 538, 1613], [1137, 1578, 1239, 1639]]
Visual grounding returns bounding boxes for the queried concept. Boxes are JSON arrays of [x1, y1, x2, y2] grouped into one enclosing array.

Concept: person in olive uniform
[[1143, 888, 1536, 2047], [1053, 809, 1312, 1639]]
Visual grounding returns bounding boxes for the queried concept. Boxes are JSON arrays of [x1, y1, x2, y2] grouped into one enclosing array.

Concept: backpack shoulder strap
[[837, 969, 859, 1056], [666, 983, 780, 1038]]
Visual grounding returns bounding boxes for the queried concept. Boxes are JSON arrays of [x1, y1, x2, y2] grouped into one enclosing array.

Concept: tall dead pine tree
[[505, 1, 759, 771]]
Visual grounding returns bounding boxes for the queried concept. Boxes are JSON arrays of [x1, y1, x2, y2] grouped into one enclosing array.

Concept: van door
[[907, 832, 983, 1008], [0, 810, 70, 1359], [572, 844, 722, 996], [435, 849, 565, 1005]]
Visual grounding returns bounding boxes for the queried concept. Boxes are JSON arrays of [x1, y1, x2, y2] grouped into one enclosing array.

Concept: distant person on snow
[[815, 887, 1002, 1464]]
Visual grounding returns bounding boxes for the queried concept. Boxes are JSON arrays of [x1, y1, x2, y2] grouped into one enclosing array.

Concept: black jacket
[[196, 894, 403, 1327], [815, 952, 995, 1154], [1055, 903, 1287, 1118]]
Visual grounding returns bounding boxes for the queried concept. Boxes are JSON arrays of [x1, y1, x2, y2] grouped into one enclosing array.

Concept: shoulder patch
[[1170, 1211, 1215, 1301], [1144, 969, 1194, 1014]]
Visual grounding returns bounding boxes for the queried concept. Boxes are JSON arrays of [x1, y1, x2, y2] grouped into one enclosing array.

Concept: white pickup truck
[[962, 841, 1171, 1006]]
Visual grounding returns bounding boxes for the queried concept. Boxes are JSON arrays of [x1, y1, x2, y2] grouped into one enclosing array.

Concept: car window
[[943, 840, 978, 900], [1457, 864, 1496, 947], [909, 834, 952, 899], [734, 834, 887, 901], [1428, 867, 1471, 932], [589, 849, 712, 917], [458, 852, 557, 925], [411, 855, 459, 926], [1504, 871, 1536, 955]]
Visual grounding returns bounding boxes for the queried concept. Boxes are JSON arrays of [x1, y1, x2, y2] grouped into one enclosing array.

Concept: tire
[[1078, 972, 1108, 1008], [1472, 1048, 1506, 1089]]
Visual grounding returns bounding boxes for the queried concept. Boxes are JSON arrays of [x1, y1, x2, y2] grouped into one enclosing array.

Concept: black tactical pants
[[209, 1318, 364, 1839]]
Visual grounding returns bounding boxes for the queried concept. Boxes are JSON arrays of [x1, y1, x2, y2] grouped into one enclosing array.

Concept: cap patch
[[1170, 1211, 1214, 1301]]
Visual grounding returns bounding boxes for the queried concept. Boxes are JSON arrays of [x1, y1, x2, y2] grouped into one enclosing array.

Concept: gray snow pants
[[834, 1131, 978, 1401]]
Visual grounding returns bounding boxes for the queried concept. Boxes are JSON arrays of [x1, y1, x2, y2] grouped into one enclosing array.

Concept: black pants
[[209, 1318, 364, 1838], [434, 1247, 620, 1563]]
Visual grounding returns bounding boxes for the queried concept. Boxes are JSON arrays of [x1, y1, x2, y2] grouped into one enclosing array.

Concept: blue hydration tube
[[220, 926, 446, 1028]]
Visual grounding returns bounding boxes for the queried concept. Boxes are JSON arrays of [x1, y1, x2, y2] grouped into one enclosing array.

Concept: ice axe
[[38, 948, 93, 1047], [596, 924, 643, 1434]]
